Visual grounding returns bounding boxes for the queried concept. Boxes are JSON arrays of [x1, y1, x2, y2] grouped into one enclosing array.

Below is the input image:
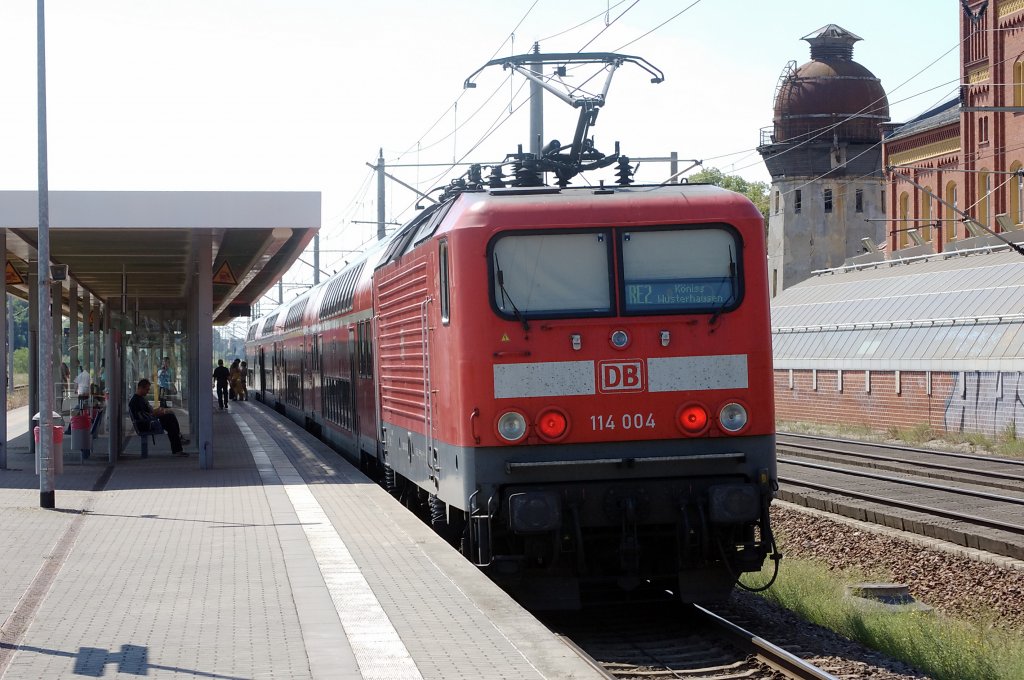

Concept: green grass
[[778, 420, 882, 442], [743, 559, 1024, 680]]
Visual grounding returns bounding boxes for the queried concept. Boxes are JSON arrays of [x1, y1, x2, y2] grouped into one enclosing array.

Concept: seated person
[[128, 378, 188, 456]]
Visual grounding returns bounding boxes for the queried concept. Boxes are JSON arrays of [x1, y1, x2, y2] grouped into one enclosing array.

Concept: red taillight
[[537, 409, 569, 441], [677, 404, 709, 434]]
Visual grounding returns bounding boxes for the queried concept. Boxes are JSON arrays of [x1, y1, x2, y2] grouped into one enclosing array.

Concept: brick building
[[883, 0, 1024, 253], [769, 2, 1024, 438]]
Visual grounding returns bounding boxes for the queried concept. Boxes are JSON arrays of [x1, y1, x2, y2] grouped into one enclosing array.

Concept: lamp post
[[37, 0, 56, 509]]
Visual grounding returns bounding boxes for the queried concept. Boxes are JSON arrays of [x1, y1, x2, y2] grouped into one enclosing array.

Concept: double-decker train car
[[247, 181, 778, 607]]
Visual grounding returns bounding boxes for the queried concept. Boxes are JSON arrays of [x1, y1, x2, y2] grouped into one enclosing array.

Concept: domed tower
[[758, 25, 890, 296]]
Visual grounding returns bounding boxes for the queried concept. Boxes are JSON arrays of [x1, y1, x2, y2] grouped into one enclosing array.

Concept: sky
[[0, 0, 961, 306]]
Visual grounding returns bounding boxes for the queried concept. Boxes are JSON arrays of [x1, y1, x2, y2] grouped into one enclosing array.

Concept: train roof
[[249, 182, 763, 330], [451, 183, 762, 223]]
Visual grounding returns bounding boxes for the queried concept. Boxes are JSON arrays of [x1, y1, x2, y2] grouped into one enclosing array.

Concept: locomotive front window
[[491, 232, 612, 317], [620, 227, 741, 314]]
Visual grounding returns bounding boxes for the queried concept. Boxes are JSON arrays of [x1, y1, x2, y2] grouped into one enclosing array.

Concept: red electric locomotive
[[247, 52, 779, 608], [247, 181, 779, 606]]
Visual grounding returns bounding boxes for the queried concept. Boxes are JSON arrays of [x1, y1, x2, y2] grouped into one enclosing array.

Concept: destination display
[[625, 277, 733, 311]]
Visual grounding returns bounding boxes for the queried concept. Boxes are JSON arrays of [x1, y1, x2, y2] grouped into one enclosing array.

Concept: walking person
[[74, 364, 91, 410], [213, 359, 230, 410], [157, 357, 174, 406]]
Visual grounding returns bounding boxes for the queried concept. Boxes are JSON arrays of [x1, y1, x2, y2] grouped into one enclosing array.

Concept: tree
[[686, 167, 770, 224], [7, 295, 28, 348]]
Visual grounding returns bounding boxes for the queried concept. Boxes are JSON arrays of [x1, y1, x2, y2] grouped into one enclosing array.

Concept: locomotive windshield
[[488, 225, 741, 319], [491, 231, 613, 316], [621, 227, 740, 314]]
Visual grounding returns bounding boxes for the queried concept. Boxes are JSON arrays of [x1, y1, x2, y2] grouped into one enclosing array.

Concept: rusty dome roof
[[773, 24, 890, 144]]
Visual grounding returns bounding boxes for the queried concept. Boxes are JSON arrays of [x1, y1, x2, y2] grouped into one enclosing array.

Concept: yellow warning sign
[[5, 261, 25, 285], [212, 261, 237, 285]]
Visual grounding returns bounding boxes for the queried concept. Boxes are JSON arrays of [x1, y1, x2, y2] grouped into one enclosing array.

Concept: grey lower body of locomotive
[[382, 425, 777, 607]]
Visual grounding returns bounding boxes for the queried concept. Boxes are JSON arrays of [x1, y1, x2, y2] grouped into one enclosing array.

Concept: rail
[[693, 605, 839, 680]]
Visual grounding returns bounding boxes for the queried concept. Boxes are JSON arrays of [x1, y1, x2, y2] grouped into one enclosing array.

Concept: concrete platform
[[0, 401, 604, 679]]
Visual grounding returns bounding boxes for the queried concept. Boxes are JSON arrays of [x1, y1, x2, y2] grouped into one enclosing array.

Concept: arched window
[[921, 193, 932, 242], [945, 181, 958, 242], [1011, 161, 1023, 227], [979, 169, 991, 227], [1015, 61, 1024, 107], [899, 192, 910, 248]]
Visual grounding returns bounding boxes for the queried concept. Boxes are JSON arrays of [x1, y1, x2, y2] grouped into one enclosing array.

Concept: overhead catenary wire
[[536, 0, 631, 43], [393, 0, 543, 162], [341, 3, 969, 284]]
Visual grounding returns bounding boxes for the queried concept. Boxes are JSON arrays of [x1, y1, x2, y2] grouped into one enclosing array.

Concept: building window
[[794, 189, 802, 213], [945, 181, 958, 242], [980, 169, 991, 227], [823, 188, 833, 213], [979, 117, 989, 144], [855, 188, 863, 213], [899, 192, 910, 248], [921, 193, 931, 241], [1013, 161, 1024, 226], [774, 190, 780, 214], [1015, 61, 1024, 107]]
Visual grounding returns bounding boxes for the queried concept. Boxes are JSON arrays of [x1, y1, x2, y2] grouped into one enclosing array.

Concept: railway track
[[544, 602, 837, 680], [778, 432, 1024, 492], [776, 432, 1024, 560]]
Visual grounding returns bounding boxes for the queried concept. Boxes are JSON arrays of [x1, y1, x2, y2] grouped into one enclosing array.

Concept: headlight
[[719, 402, 748, 433], [496, 411, 528, 442], [708, 484, 760, 524]]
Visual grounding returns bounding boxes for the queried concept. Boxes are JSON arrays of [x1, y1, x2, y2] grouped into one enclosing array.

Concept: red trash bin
[[33, 424, 65, 475], [70, 412, 92, 460]]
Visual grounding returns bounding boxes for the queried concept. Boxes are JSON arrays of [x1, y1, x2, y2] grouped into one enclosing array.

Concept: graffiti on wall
[[944, 371, 1024, 437]]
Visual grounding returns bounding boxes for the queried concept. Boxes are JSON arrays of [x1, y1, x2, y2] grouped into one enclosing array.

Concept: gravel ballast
[[769, 503, 1024, 632]]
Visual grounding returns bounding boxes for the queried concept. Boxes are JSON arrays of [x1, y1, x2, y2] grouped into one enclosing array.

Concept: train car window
[[283, 298, 309, 331], [364, 321, 372, 378], [357, 322, 370, 377], [412, 200, 454, 247], [489, 231, 612, 318], [319, 262, 365, 318], [339, 262, 364, 311], [260, 313, 280, 338], [377, 206, 436, 269], [439, 240, 450, 325], [620, 226, 742, 314]]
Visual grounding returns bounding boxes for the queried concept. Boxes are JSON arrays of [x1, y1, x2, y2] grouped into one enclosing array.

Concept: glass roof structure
[[772, 244, 1024, 372]]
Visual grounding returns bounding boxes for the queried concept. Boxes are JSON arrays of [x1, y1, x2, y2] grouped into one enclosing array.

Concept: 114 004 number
[[590, 413, 656, 431]]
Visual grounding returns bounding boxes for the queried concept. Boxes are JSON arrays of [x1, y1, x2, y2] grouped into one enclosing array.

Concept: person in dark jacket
[[213, 359, 231, 409], [128, 379, 186, 456]]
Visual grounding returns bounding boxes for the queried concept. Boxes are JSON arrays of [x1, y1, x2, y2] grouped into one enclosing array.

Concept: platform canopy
[[2, 190, 320, 324]]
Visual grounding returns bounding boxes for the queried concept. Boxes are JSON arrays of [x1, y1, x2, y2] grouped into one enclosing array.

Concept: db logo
[[599, 360, 645, 393]]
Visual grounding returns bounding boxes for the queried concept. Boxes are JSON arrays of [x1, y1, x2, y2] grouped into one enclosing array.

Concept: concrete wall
[[767, 178, 886, 296]]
